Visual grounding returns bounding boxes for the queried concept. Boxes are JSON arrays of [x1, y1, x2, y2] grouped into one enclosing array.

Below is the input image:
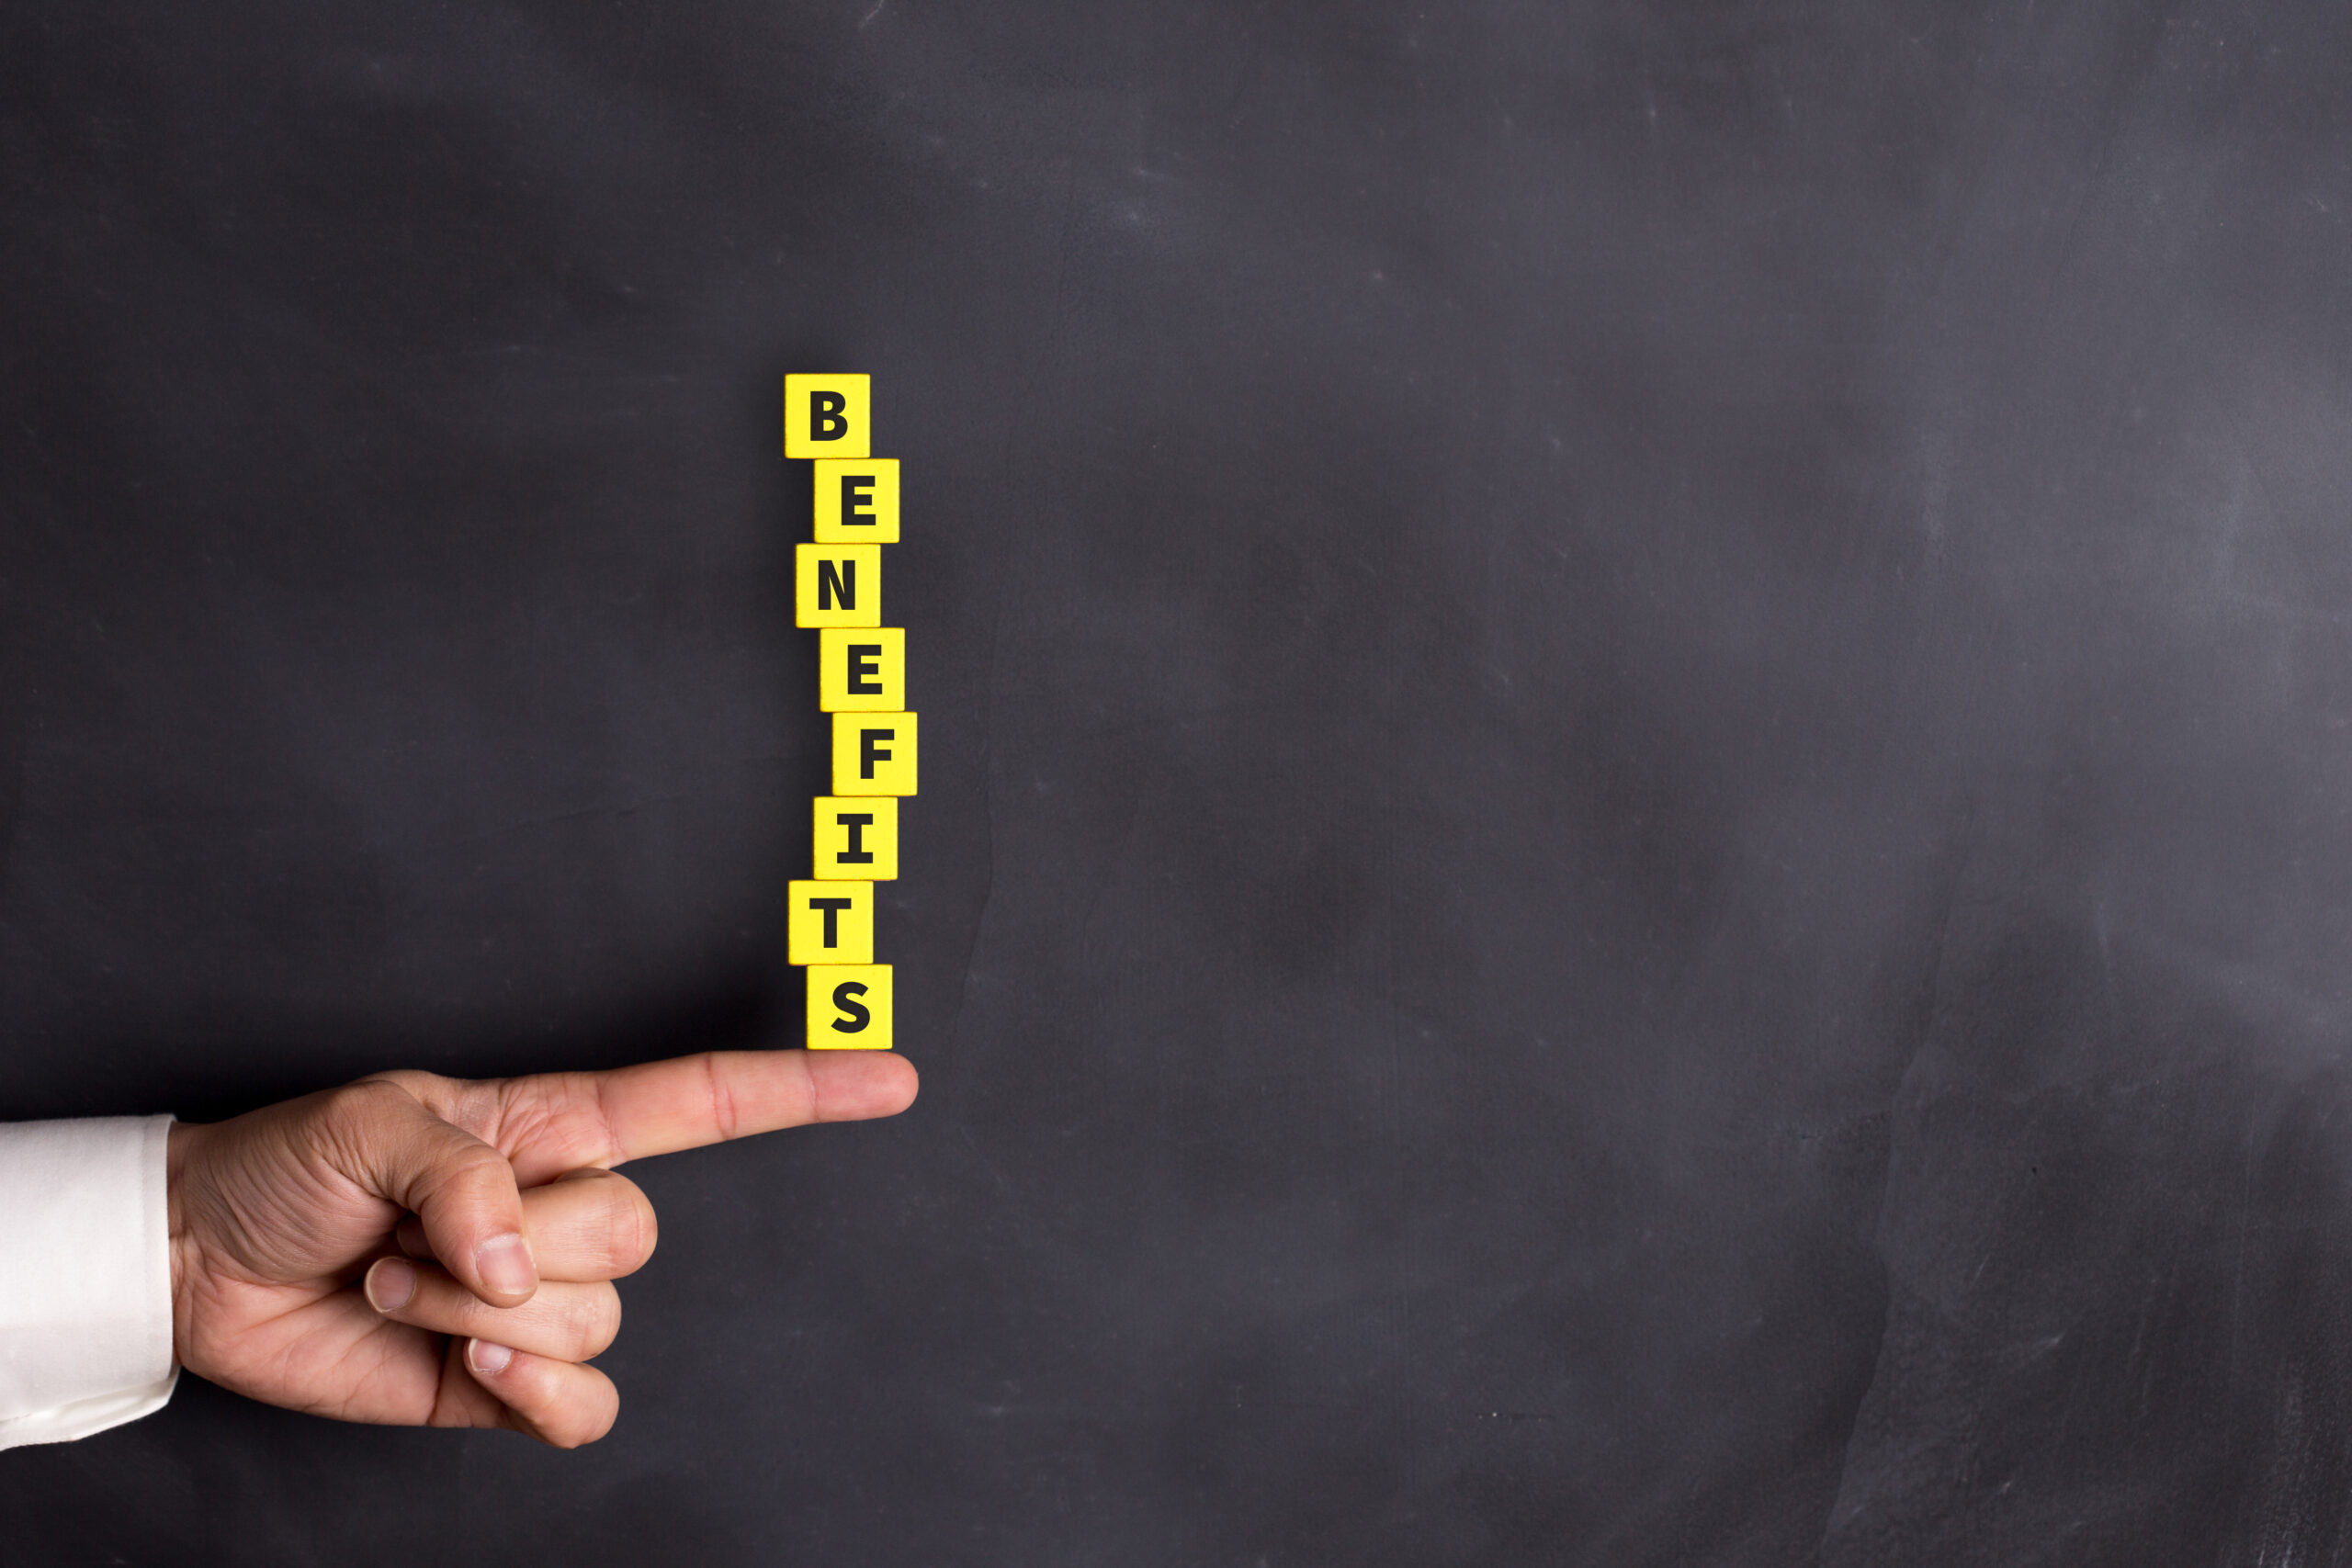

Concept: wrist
[[164, 1120, 199, 1358]]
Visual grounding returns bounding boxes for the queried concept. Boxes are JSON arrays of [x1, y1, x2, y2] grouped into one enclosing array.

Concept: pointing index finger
[[500, 1049, 917, 1182]]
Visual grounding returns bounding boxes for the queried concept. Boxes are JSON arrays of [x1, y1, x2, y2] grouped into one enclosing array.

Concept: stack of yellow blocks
[[785, 373, 913, 1050]]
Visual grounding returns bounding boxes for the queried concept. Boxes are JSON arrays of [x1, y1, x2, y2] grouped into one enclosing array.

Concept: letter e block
[[787, 878, 874, 965], [807, 963, 892, 1049], [813, 459, 899, 543], [814, 795, 898, 881], [784, 374, 870, 458], [796, 545, 881, 628], [832, 711, 917, 795], [819, 627, 905, 712]]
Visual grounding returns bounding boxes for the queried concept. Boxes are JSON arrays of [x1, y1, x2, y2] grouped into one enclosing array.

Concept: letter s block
[[819, 627, 905, 712], [807, 964, 892, 1049], [787, 878, 874, 964], [814, 795, 898, 881], [784, 374, 870, 458], [795, 545, 881, 628], [832, 711, 917, 795], [813, 459, 899, 543]]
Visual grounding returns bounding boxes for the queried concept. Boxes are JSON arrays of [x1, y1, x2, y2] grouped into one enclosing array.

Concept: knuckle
[[452, 1143, 516, 1183], [603, 1180, 659, 1276], [421, 1145, 519, 1217], [566, 1285, 622, 1359], [542, 1413, 609, 1450], [532, 1385, 618, 1450], [575, 1389, 620, 1447], [703, 1053, 743, 1143], [362, 1069, 444, 1100], [325, 1077, 412, 1128], [308, 1079, 420, 1167], [490, 1077, 561, 1150]]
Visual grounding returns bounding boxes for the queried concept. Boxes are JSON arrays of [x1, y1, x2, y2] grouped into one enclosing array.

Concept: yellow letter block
[[784, 374, 870, 458], [795, 545, 881, 628], [787, 878, 873, 965], [813, 459, 899, 543], [819, 627, 905, 712], [807, 964, 892, 1049], [832, 711, 917, 795], [814, 795, 897, 881]]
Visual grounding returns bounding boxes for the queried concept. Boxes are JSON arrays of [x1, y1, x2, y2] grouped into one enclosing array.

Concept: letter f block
[[832, 711, 917, 795]]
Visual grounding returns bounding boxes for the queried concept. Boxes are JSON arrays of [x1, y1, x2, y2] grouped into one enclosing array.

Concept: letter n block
[[819, 627, 905, 711], [796, 545, 881, 628], [808, 964, 892, 1049], [784, 374, 870, 458], [832, 711, 917, 795], [813, 459, 899, 543], [814, 795, 898, 881], [787, 878, 874, 965]]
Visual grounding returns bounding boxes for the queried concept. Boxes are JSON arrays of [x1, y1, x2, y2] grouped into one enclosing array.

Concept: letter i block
[[796, 545, 881, 628], [813, 459, 899, 543], [832, 711, 917, 795], [784, 374, 870, 458], [808, 964, 892, 1049], [814, 795, 898, 881], [819, 627, 905, 711], [788, 879, 874, 964]]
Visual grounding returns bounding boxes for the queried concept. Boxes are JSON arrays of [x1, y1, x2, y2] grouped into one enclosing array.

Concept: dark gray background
[[6, 1, 2351, 1562]]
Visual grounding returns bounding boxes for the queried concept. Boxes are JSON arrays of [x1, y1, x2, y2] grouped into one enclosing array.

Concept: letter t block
[[787, 878, 875, 964]]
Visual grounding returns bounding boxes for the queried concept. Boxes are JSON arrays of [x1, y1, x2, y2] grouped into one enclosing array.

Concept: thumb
[[326, 1078, 538, 1308]]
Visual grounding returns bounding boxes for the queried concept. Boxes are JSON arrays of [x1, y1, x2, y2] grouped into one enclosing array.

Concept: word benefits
[[786, 373, 914, 1051]]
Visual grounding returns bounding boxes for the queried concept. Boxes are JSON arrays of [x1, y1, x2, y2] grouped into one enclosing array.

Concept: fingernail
[[364, 1257, 417, 1314], [467, 1338, 514, 1377], [476, 1234, 537, 1298]]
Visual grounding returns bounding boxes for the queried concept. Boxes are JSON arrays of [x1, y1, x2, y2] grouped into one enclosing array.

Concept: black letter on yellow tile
[[812, 390, 849, 441], [808, 897, 854, 950], [819, 558, 856, 612], [841, 473, 877, 525]]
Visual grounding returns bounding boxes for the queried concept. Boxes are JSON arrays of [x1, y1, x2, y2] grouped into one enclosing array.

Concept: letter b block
[[813, 459, 899, 543], [796, 545, 881, 628], [814, 795, 897, 881], [832, 711, 917, 795], [788, 878, 874, 964], [808, 964, 892, 1049], [820, 627, 905, 711], [784, 374, 870, 458]]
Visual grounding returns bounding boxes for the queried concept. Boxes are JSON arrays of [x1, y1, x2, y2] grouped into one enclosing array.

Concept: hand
[[165, 1049, 918, 1447]]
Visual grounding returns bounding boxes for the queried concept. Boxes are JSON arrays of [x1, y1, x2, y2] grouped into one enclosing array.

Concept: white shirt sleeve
[[0, 1115, 179, 1450]]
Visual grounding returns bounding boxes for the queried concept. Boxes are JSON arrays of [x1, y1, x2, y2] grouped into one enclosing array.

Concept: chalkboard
[[7, 2, 2352, 1562]]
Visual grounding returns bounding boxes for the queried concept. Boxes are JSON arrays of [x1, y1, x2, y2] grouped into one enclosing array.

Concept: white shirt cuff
[[0, 1115, 179, 1450]]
